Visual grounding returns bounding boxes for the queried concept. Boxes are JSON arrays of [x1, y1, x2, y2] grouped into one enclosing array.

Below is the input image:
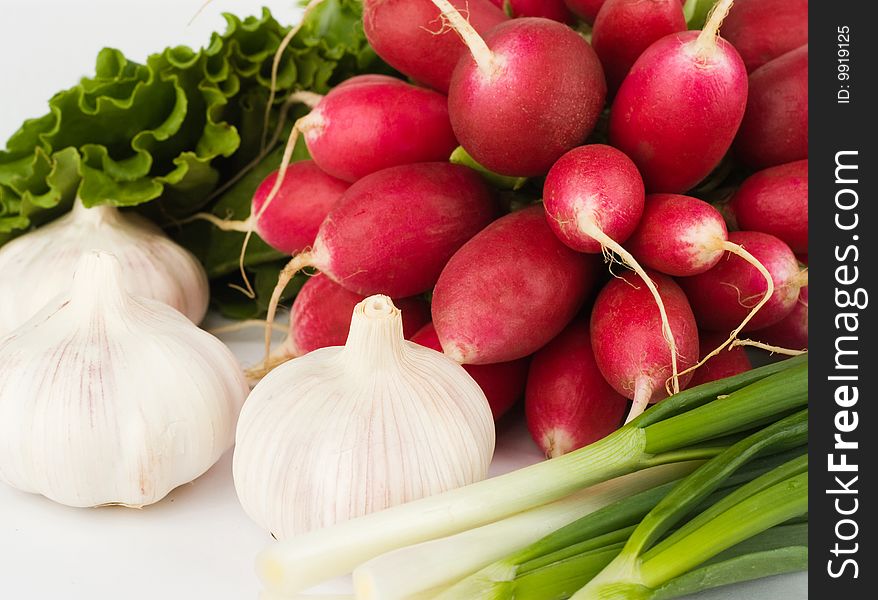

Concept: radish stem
[[430, 0, 498, 76], [694, 0, 735, 59]]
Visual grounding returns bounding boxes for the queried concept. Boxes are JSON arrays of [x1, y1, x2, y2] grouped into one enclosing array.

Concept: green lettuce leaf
[[0, 1, 378, 248]]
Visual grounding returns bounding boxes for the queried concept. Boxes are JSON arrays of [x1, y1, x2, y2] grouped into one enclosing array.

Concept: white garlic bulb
[[0, 198, 209, 335], [233, 295, 495, 539], [0, 251, 248, 508]]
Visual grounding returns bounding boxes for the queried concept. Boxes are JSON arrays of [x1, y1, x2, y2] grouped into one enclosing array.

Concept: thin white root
[[237, 116, 306, 298], [678, 241, 774, 380], [180, 212, 253, 233], [187, 0, 215, 26], [581, 220, 682, 395], [261, 0, 327, 150], [209, 319, 288, 336], [287, 90, 325, 109], [694, 0, 735, 59], [264, 253, 313, 368], [430, 0, 497, 76], [730, 339, 807, 356]]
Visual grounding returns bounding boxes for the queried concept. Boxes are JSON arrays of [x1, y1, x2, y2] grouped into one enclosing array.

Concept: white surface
[[0, 2, 806, 598]]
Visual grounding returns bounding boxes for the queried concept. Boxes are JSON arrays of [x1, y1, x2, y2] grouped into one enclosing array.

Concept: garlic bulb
[[233, 295, 495, 539], [0, 198, 209, 335], [0, 251, 248, 508]]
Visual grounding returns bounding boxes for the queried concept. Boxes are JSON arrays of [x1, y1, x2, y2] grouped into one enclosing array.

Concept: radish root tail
[[181, 212, 253, 233], [236, 117, 306, 298], [264, 252, 314, 368], [261, 0, 327, 151], [581, 220, 682, 396], [626, 377, 654, 424], [430, 0, 498, 76], [678, 241, 774, 380], [731, 339, 807, 356]]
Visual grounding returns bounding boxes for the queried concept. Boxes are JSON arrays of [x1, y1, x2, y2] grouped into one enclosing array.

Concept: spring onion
[[352, 463, 699, 600]]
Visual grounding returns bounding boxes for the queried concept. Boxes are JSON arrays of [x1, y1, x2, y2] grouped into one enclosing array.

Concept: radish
[[734, 45, 808, 169], [591, 0, 687, 95], [687, 331, 752, 388], [543, 144, 684, 393], [432, 205, 598, 365], [263, 162, 496, 363], [754, 286, 808, 351], [411, 323, 528, 420], [678, 231, 805, 333], [590, 270, 699, 423], [721, 0, 808, 72], [297, 75, 458, 183], [285, 274, 430, 357], [608, 0, 748, 192], [251, 274, 431, 377], [526, 316, 628, 457], [434, 1, 606, 175], [362, 0, 507, 94], [564, 0, 608, 23], [192, 161, 349, 255], [730, 160, 808, 255], [489, 0, 576, 23]]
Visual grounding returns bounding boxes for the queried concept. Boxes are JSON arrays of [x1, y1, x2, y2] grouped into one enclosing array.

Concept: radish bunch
[[202, 0, 808, 449]]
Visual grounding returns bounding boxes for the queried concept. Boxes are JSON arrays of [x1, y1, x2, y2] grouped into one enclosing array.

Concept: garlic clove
[[233, 295, 495, 539], [0, 198, 209, 336], [0, 250, 248, 508]]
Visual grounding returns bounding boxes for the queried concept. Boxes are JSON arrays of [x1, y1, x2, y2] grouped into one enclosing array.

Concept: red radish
[[679, 231, 805, 333], [544, 144, 685, 393], [435, 1, 607, 176], [362, 0, 507, 93], [263, 162, 496, 363], [248, 162, 349, 254], [489, 0, 576, 23], [590, 270, 699, 423], [625, 193, 775, 377], [297, 75, 458, 182], [285, 274, 431, 357], [190, 160, 349, 255], [721, 0, 808, 72], [591, 0, 686, 95], [526, 317, 627, 457], [411, 323, 528, 420], [564, 0, 608, 23], [755, 286, 808, 350], [251, 274, 431, 376], [432, 205, 598, 365], [734, 45, 808, 169], [687, 331, 752, 387], [608, 0, 748, 192], [730, 160, 808, 254]]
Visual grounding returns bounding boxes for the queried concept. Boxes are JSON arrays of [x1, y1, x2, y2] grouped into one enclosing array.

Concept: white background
[[0, 2, 807, 599]]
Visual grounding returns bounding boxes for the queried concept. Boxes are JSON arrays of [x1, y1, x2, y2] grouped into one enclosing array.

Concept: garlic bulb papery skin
[[233, 295, 495, 539], [0, 251, 248, 508], [0, 198, 209, 336]]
